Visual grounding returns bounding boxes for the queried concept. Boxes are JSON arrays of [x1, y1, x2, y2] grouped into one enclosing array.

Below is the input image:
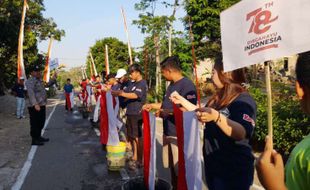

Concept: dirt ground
[[0, 94, 59, 190]]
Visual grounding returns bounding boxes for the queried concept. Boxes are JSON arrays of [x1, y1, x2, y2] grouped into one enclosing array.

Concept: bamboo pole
[[121, 7, 133, 65], [43, 37, 53, 82], [264, 61, 273, 145], [105, 44, 110, 75], [89, 52, 98, 76], [189, 17, 201, 107]]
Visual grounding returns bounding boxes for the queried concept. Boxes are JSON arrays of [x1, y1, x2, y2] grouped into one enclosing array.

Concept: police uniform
[[26, 66, 56, 145]]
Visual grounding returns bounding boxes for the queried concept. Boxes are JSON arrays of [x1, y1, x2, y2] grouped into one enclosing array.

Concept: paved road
[[18, 97, 263, 190]]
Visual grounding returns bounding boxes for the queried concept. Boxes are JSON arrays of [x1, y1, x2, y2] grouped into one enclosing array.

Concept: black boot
[[39, 137, 50, 142], [32, 139, 44, 146]]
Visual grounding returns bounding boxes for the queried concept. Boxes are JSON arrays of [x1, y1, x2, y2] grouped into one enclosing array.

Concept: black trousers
[[28, 106, 46, 140]]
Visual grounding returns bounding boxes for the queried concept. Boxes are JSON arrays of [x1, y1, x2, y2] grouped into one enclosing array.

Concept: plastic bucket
[[106, 142, 126, 171], [122, 177, 172, 190]]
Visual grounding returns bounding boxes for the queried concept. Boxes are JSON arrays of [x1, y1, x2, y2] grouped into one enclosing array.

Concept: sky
[[38, 0, 186, 69]]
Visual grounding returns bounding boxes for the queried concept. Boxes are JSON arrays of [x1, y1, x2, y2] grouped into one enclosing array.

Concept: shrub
[[249, 82, 310, 159]]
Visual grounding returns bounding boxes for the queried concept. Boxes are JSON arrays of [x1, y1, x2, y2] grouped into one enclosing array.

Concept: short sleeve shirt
[[64, 84, 73, 93], [12, 83, 25, 98], [286, 134, 310, 190], [203, 92, 257, 184], [124, 79, 148, 115], [161, 77, 197, 136]]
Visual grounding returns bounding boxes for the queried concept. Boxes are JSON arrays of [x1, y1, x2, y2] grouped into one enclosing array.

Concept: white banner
[[221, 0, 310, 72], [49, 58, 59, 70]]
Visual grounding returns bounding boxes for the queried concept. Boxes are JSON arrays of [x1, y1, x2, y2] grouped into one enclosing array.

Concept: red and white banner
[[65, 92, 74, 110], [17, 0, 28, 81], [142, 110, 156, 190], [174, 105, 202, 190], [221, 0, 310, 72], [97, 91, 122, 146]]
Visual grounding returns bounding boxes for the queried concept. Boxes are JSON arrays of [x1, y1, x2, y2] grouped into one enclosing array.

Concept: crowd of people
[[15, 51, 309, 190]]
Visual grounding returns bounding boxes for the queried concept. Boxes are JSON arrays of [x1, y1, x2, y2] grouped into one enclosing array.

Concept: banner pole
[[264, 61, 273, 145], [121, 7, 133, 65]]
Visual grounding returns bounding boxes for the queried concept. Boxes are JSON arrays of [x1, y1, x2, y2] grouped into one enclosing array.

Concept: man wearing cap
[[25, 65, 57, 146], [11, 77, 26, 119], [114, 68, 130, 122]]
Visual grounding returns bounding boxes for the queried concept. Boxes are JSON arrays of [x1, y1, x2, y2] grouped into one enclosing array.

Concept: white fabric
[[106, 91, 121, 146], [86, 85, 92, 106], [70, 92, 75, 107], [93, 95, 101, 122], [183, 111, 202, 190], [148, 112, 156, 190], [221, 0, 310, 72]]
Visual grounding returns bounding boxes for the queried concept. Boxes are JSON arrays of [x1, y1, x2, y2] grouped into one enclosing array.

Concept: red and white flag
[[97, 91, 122, 146], [65, 92, 74, 110], [174, 105, 202, 190], [17, 0, 28, 81], [142, 110, 156, 190]]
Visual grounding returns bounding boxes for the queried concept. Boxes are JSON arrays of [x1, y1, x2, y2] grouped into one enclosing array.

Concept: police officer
[[26, 65, 57, 146]]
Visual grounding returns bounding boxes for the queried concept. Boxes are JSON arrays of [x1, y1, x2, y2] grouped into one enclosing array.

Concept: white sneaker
[[21, 115, 26, 119]]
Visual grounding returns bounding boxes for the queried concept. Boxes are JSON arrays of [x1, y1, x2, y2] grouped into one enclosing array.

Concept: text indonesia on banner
[[220, 0, 310, 72]]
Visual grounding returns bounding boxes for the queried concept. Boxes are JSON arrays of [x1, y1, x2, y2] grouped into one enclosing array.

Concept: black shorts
[[126, 115, 143, 138]]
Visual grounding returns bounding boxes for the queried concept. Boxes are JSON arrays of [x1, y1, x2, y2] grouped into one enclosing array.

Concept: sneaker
[[21, 115, 26, 119], [38, 137, 49, 142], [32, 140, 44, 146]]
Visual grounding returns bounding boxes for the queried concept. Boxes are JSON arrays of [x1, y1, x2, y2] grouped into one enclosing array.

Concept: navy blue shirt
[[124, 79, 148, 116], [64, 84, 74, 93], [203, 92, 256, 185], [161, 77, 197, 136], [12, 83, 26, 98], [115, 80, 130, 109]]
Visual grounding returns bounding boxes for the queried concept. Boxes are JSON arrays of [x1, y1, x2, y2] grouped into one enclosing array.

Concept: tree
[[0, 0, 65, 94], [86, 37, 134, 77], [184, 0, 240, 60]]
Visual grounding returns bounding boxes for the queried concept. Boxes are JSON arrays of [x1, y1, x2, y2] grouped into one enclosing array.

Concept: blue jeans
[[16, 97, 25, 118]]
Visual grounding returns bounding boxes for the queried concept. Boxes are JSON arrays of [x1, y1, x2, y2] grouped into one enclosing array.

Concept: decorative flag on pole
[[121, 7, 133, 65], [105, 44, 110, 75], [17, 0, 29, 81], [173, 104, 202, 190], [89, 52, 98, 76], [65, 92, 74, 110], [97, 91, 122, 146], [43, 37, 53, 83], [142, 110, 156, 190]]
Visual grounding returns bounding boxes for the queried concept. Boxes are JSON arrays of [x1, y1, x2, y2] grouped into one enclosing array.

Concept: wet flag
[[173, 105, 202, 190], [142, 110, 156, 190], [96, 91, 122, 146]]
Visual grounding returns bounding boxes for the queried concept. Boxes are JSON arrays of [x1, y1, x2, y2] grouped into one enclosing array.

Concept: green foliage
[[249, 82, 310, 157], [0, 0, 65, 92], [184, 0, 240, 59], [86, 37, 133, 76]]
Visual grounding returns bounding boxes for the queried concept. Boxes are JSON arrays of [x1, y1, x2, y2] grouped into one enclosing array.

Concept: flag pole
[[43, 37, 53, 83], [105, 44, 110, 75], [264, 61, 273, 146], [189, 17, 201, 108], [89, 52, 98, 76], [17, 0, 28, 81], [121, 7, 133, 65]]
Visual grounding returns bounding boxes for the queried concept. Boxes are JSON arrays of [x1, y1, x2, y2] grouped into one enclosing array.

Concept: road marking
[[11, 102, 58, 190]]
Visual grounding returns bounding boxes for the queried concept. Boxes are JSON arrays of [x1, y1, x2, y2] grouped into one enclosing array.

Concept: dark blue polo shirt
[[114, 80, 130, 109], [203, 92, 256, 186], [12, 83, 26, 98], [161, 77, 197, 136], [124, 79, 148, 116], [64, 84, 73, 93]]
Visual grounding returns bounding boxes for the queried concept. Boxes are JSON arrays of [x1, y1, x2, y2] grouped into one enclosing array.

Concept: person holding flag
[[170, 56, 257, 190], [256, 51, 310, 190], [112, 64, 148, 170], [143, 56, 197, 189], [64, 78, 74, 111]]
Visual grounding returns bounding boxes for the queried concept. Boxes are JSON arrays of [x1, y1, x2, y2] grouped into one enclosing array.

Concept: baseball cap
[[115, 69, 127, 79], [31, 65, 41, 72]]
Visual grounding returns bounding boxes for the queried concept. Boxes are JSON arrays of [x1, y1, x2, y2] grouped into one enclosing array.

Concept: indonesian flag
[[98, 91, 122, 145], [17, 0, 28, 81], [43, 37, 53, 83], [142, 110, 156, 190], [173, 105, 202, 190], [65, 92, 74, 110]]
